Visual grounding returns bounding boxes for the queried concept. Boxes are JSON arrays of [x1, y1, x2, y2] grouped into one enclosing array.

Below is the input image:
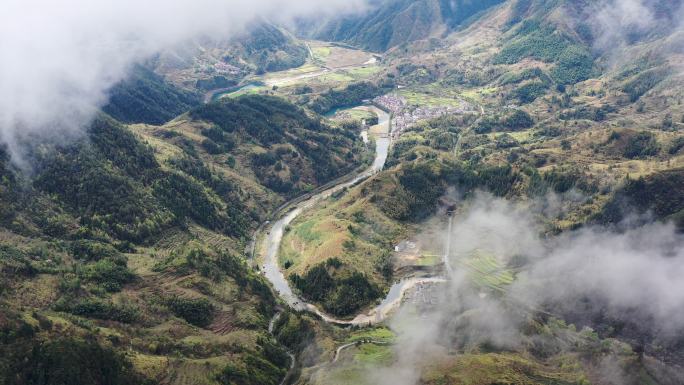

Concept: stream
[[262, 105, 456, 383], [262, 108, 405, 324]]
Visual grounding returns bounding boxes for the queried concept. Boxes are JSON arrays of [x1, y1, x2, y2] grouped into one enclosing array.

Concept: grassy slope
[[5, 0, 684, 383], [147, 19, 309, 92], [277, 0, 684, 382], [0, 94, 364, 384]]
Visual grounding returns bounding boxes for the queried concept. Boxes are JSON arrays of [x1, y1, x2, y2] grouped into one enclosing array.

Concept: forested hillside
[[5, 0, 684, 383], [293, 0, 506, 52], [147, 19, 308, 92], [0, 92, 363, 384], [102, 64, 202, 125]]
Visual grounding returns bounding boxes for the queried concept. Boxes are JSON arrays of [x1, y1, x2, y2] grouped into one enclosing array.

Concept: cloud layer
[[363, 193, 684, 383], [0, 0, 367, 164]]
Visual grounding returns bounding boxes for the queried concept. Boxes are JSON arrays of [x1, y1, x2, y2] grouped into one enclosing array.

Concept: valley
[[4, 0, 684, 384]]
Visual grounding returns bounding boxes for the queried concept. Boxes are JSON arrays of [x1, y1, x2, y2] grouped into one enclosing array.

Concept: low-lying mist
[[0, 0, 368, 167], [364, 192, 684, 384]]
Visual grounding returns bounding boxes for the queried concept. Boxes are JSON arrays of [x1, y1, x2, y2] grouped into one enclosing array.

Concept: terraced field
[[418, 255, 441, 266], [209, 312, 243, 335], [396, 89, 465, 107], [453, 255, 515, 292]]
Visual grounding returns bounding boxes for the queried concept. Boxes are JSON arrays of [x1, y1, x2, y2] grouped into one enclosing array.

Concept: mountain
[[0, 94, 364, 385], [102, 64, 202, 126], [5, 0, 684, 383], [146, 18, 309, 92], [293, 0, 507, 52]]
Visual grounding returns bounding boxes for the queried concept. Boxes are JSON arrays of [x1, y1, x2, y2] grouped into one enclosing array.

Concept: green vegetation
[[623, 131, 660, 159], [621, 67, 673, 102], [1, 337, 148, 385], [231, 20, 308, 73], [290, 261, 380, 317], [80, 257, 135, 292], [597, 170, 684, 225], [473, 110, 535, 134], [190, 95, 362, 191], [103, 64, 202, 125], [195, 76, 237, 92], [299, 0, 506, 52], [167, 297, 214, 327], [494, 24, 572, 64], [528, 167, 599, 196], [309, 82, 382, 114], [58, 300, 139, 323], [215, 337, 291, 385], [550, 46, 597, 84], [494, 23, 595, 84], [454, 256, 515, 292], [498, 67, 550, 86], [515, 82, 549, 103], [388, 113, 473, 160]]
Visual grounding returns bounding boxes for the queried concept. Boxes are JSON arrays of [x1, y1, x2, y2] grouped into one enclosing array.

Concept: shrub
[[168, 297, 214, 327], [550, 46, 596, 84], [515, 82, 549, 103], [623, 131, 660, 159]]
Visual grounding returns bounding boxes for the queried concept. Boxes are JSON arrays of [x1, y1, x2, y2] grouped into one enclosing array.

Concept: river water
[[262, 108, 406, 323]]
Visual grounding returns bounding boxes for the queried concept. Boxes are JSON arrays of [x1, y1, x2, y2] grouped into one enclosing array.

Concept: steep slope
[[293, 0, 506, 52], [0, 94, 363, 384], [146, 18, 308, 92], [102, 64, 202, 126]]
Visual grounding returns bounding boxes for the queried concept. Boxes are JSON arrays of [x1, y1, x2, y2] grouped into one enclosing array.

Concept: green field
[[418, 255, 441, 266], [454, 256, 515, 292], [313, 46, 332, 58], [316, 73, 356, 82], [345, 66, 380, 77], [396, 89, 464, 107]]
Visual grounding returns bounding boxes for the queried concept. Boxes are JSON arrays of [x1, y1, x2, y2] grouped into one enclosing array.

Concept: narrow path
[[306, 43, 314, 61], [454, 105, 485, 157], [444, 215, 454, 279], [332, 340, 389, 363]]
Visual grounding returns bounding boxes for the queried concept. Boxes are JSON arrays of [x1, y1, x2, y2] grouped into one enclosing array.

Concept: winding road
[[332, 340, 389, 363]]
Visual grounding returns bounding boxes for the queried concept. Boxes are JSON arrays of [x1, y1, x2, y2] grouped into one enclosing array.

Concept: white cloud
[[0, 0, 367, 164]]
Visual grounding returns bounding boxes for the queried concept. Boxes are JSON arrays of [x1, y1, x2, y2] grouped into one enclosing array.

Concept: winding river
[[262, 108, 404, 325]]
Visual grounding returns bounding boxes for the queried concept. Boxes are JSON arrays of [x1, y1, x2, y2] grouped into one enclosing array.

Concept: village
[[330, 112, 352, 121], [373, 93, 477, 140], [213, 62, 241, 74], [373, 93, 407, 113], [391, 105, 475, 138], [197, 61, 242, 75], [403, 281, 440, 312]]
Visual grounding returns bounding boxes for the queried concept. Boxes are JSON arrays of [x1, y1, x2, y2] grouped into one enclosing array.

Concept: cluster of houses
[[213, 62, 241, 74], [391, 105, 476, 138], [330, 112, 353, 121], [374, 93, 478, 140], [395, 240, 421, 254], [404, 281, 439, 310], [373, 93, 407, 113]]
